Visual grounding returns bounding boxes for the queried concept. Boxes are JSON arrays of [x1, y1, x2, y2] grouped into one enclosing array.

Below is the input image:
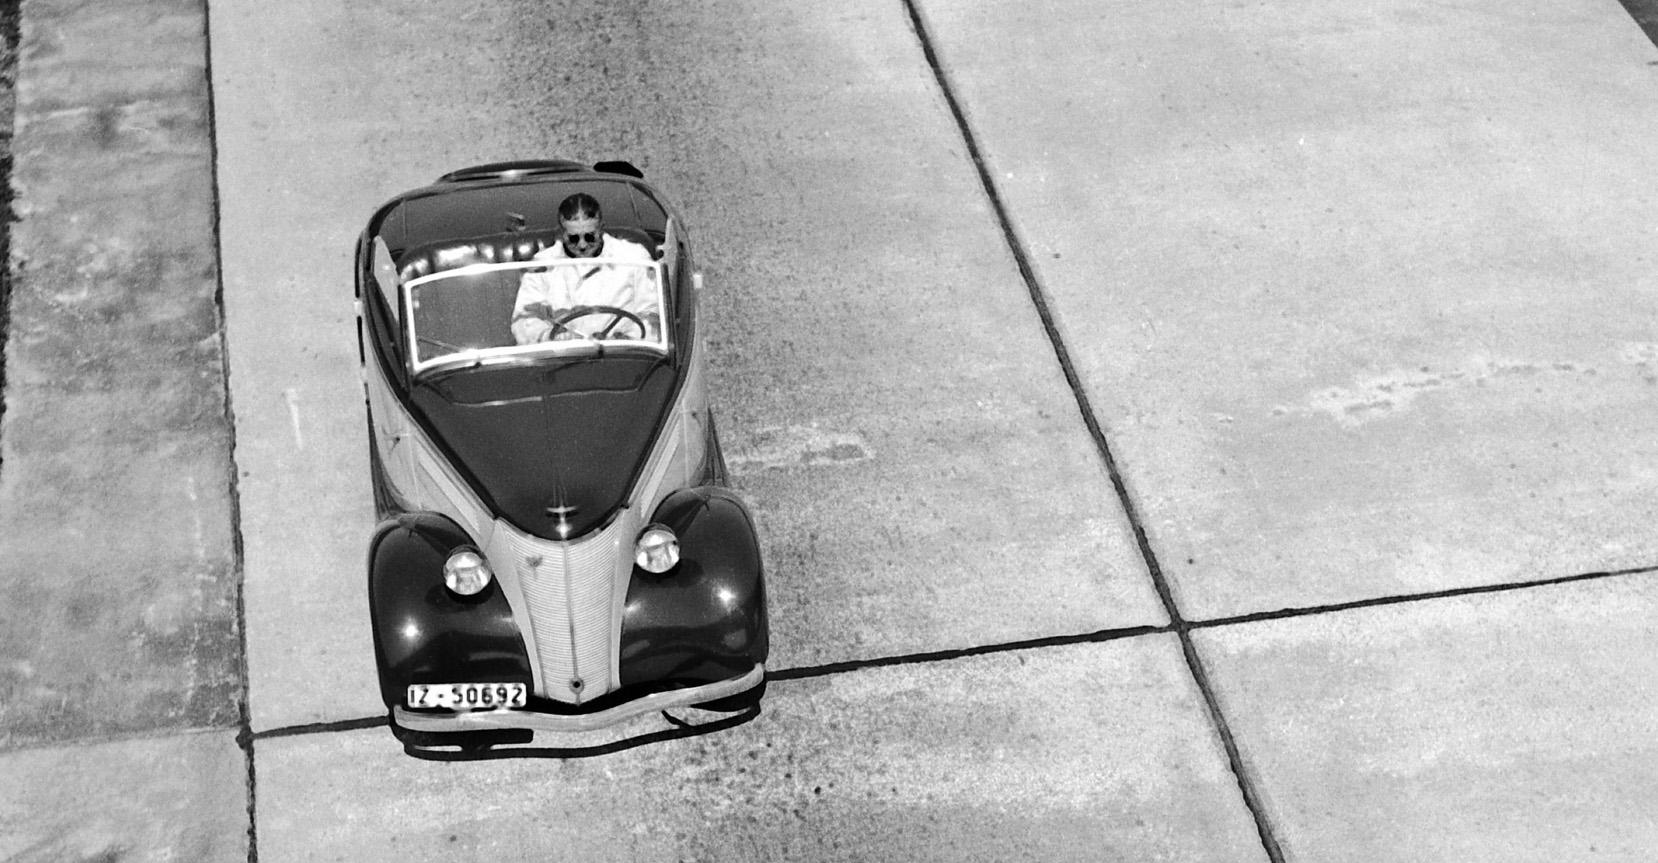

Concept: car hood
[[408, 359, 677, 539]]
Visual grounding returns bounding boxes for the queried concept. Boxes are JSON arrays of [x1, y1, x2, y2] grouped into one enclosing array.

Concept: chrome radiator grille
[[501, 518, 628, 703]]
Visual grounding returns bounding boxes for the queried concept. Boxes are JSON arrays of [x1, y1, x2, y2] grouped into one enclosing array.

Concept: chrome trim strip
[[392, 664, 764, 735], [602, 507, 641, 691]]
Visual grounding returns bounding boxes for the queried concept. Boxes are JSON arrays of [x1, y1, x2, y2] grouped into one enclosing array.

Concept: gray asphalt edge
[[0, 0, 248, 856], [0, 0, 16, 471]]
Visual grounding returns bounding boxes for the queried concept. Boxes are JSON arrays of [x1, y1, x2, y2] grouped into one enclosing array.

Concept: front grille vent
[[502, 518, 625, 702]]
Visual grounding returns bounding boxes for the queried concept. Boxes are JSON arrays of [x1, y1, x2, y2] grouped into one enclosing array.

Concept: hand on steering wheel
[[545, 305, 647, 341]]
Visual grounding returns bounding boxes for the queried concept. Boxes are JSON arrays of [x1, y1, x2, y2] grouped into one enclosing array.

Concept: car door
[[360, 237, 416, 509]]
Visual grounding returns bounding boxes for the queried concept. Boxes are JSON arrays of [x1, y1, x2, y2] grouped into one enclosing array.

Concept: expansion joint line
[[895, 2, 1284, 860], [197, 2, 258, 862]]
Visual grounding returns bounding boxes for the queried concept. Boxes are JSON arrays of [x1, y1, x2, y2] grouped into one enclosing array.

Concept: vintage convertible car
[[353, 159, 768, 749]]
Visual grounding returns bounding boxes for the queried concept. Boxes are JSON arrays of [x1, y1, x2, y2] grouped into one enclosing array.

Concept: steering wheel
[[547, 305, 647, 341]]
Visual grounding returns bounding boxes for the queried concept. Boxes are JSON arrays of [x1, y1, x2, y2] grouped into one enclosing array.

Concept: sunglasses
[[564, 232, 599, 245]]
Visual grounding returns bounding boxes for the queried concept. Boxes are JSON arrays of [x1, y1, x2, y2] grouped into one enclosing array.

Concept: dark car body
[[354, 160, 768, 747]]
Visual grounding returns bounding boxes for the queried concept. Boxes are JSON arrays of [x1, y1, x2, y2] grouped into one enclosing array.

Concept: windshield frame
[[401, 257, 672, 377]]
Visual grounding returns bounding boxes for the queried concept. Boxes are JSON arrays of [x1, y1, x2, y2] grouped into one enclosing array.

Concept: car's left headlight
[[442, 548, 494, 596], [634, 524, 680, 574]]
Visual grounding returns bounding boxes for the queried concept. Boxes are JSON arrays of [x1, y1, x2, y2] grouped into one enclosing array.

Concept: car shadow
[[400, 706, 761, 761]]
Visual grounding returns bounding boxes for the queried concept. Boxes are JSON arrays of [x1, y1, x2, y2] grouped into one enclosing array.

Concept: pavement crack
[[239, 560, 1658, 751], [896, 3, 1285, 858], [198, 3, 256, 861], [252, 715, 389, 741], [1192, 563, 1658, 631], [772, 625, 1169, 681]]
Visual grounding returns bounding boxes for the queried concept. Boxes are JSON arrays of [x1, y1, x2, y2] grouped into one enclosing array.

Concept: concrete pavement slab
[[0, 0, 239, 747], [918, 0, 1658, 618], [0, 729, 247, 861], [1194, 574, 1658, 861], [257, 638, 1264, 863], [211, 0, 1165, 732]]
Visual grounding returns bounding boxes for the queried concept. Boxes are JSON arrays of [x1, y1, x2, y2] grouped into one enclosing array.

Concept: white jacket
[[510, 235, 658, 344]]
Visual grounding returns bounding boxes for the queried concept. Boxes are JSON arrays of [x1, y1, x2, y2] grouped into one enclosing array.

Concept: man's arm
[[634, 278, 662, 341], [510, 271, 556, 344], [611, 240, 662, 340]]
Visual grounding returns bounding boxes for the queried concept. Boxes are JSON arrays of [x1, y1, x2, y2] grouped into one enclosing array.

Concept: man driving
[[510, 193, 661, 345]]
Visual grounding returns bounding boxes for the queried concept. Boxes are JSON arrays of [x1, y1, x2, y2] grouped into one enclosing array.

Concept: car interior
[[399, 226, 662, 356]]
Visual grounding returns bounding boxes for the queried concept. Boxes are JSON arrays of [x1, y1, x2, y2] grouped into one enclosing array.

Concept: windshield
[[403, 258, 669, 374]]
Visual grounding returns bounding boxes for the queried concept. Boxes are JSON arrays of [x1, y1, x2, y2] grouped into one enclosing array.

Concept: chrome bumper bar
[[393, 664, 765, 735]]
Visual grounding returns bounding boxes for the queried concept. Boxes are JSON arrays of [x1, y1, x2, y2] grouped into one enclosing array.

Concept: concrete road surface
[[3, 0, 1658, 860]]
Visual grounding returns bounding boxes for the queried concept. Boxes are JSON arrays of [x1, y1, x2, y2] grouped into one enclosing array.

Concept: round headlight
[[634, 525, 680, 574], [443, 549, 493, 596]]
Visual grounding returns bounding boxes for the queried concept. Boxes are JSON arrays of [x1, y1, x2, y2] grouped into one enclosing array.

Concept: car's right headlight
[[442, 548, 494, 596]]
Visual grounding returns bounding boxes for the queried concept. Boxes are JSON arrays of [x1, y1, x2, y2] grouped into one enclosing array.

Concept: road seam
[[1192, 563, 1658, 630], [246, 561, 1657, 744], [771, 624, 1167, 681], [891, 0, 1292, 857], [197, 0, 257, 860]]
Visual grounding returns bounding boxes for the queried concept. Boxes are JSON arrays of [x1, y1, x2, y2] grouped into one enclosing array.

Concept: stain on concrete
[[1617, 341, 1658, 365], [1279, 357, 1599, 427], [5, 836, 130, 863], [86, 103, 119, 148], [1619, 342, 1658, 385], [283, 387, 305, 450], [726, 424, 873, 473]]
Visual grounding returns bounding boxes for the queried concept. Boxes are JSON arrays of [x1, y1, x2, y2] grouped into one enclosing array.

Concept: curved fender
[[620, 487, 770, 687], [367, 512, 530, 708]]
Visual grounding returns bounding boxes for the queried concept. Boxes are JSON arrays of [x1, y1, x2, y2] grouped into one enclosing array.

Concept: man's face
[[560, 215, 602, 258]]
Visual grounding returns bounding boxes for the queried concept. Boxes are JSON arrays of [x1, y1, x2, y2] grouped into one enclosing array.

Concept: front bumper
[[392, 663, 764, 734]]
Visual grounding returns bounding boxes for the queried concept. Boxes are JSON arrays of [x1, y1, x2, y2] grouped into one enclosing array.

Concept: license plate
[[406, 682, 527, 711]]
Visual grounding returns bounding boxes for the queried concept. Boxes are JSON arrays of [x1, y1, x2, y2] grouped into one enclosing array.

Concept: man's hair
[[557, 193, 602, 223]]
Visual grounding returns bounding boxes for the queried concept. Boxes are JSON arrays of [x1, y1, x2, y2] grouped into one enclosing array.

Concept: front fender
[[619, 487, 769, 687], [367, 512, 531, 708]]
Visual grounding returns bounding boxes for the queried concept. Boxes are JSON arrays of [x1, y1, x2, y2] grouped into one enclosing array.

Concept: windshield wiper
[[419, 350, 487, 382], [418, 336, 469, 354]]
